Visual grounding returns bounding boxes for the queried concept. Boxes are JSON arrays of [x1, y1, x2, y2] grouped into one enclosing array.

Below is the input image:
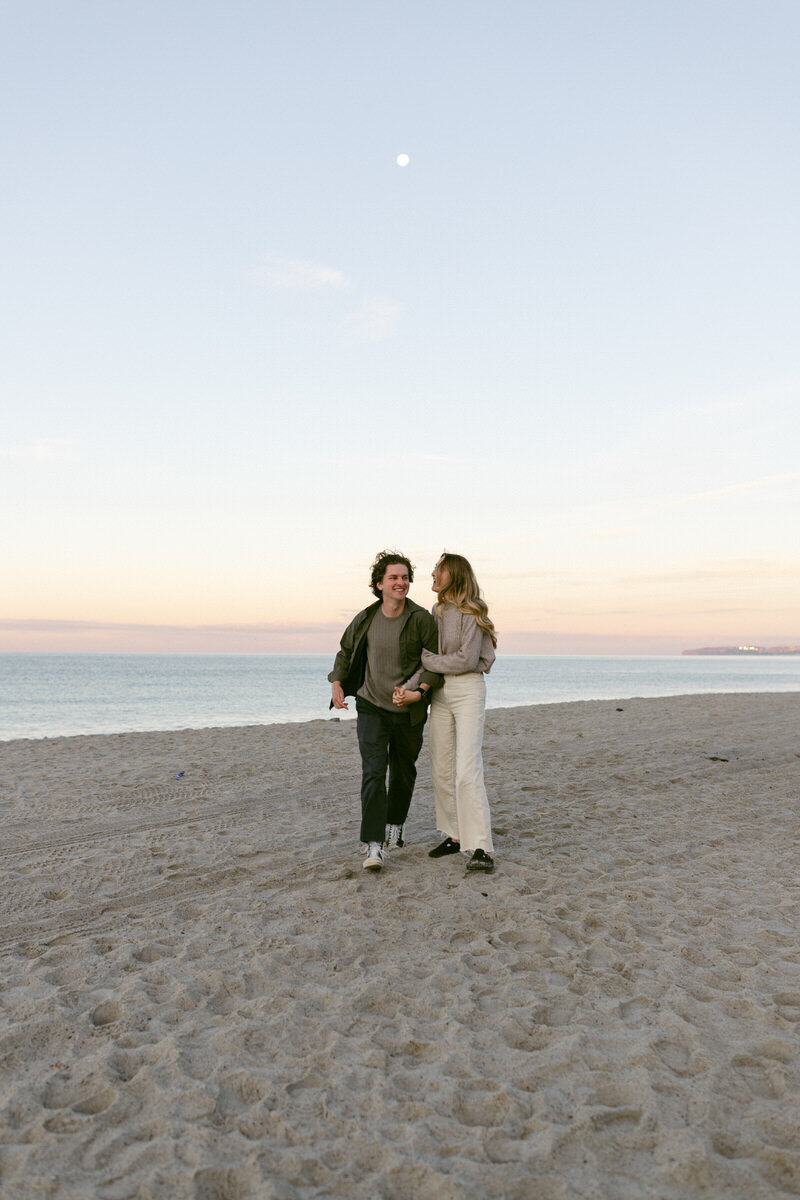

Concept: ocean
[[1, 653, 798, 741]]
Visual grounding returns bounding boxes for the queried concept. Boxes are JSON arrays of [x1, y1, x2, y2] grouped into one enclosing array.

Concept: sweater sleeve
[[401, 610, 443, 692], [420, 613, 484, 674]]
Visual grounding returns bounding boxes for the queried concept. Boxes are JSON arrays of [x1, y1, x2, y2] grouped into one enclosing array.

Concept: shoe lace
[[385, 824, 401, 847]]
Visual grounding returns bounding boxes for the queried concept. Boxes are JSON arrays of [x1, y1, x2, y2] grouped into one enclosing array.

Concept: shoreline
[[2, 693, 800, 1198], [2, 687, 798, 746]]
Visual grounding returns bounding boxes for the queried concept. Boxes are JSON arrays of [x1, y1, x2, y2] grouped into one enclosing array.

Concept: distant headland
[[682, 645, 800, 656]]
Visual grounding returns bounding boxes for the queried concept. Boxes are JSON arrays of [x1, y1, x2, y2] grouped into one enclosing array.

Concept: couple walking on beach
[[329, 549, 497, 874]]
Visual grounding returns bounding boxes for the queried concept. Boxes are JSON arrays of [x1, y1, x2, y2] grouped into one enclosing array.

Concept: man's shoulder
[[349, 599, 381, 627], [405, 599, 435, 624]]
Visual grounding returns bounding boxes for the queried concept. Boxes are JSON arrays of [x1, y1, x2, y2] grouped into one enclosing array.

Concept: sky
[[2, 0, 799, 654]]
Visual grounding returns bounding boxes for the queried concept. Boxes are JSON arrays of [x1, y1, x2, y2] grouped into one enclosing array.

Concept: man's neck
[[381, 597, 407, 619]]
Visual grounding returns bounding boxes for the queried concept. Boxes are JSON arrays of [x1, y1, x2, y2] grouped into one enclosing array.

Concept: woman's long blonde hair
[[435, 553, 498, 648]]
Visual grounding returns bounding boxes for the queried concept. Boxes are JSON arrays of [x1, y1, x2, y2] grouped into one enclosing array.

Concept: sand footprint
[[132, 944, 167, 963], [110, 1039, 175, 1082], [710, 1129, 757, 1160], [215, 1070, 274, 1115], [473, 988, 500, 1014], [750, 1038, 796, 1065], [71, 1087, 117, 1115], [91, 1000, 123, 1027], [453, 1083, 523, 1129], [590, 1105, 643, 1130], [459, 951, 492, 976], [193, 1165, 258, 1200], [652, 1037, 697, 1078], [42, 1073, 116, 1116], [679, 944, 712, 967], [731, 1053, 787, 1100], [585, 1078, 645, 1131], [379, 1163, 463, 1200], [499, 1014, 552, 1053], [533, 996, 579, 1028], [619, 996, 651, 1023], [721, 944, 759, 967], [774, 992, 800, 1022], [756, 1147, 800, 1197]]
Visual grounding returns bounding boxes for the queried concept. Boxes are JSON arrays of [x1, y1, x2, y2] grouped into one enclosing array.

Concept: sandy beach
[[1, 692, 799, 1199]]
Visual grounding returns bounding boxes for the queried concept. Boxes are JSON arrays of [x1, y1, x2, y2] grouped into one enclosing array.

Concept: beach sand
[[1, 693, 799, 1199]]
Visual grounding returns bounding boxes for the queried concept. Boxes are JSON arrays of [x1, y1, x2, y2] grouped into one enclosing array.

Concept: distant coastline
[[682, 645, 800, 656]]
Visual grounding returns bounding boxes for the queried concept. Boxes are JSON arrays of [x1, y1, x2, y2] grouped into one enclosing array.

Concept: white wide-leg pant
[[429, 672, 493, 854]]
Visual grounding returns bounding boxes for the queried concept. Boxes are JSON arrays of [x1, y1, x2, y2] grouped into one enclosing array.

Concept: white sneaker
[[363, 842, 385, 871], [385, 824, 404, 850]]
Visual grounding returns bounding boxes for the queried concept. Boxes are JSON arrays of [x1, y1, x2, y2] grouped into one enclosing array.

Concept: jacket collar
[[366, 597, 423, 626]]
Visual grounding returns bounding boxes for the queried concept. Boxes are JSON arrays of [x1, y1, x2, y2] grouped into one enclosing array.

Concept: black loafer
[[466, 849, 494, 873], [428, 837, 461, 858]]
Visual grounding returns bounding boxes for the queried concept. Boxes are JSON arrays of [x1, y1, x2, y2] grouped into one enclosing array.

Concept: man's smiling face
[[377, 563, 410, 604]]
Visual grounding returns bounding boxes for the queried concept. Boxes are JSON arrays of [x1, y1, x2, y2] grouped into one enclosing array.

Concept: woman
[[395, 552, 497, 872]]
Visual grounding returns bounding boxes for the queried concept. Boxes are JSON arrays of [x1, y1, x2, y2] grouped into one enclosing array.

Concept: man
[[329, 549, 442, 872]]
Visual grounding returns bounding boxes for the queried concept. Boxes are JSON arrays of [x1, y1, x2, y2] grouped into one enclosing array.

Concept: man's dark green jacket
[[328, 599, 443, 726]]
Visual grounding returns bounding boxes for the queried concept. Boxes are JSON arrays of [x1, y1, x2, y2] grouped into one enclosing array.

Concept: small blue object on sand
[[175, 771, 185, 779]]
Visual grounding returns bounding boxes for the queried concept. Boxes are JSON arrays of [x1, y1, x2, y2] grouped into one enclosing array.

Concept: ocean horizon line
[[3, 648, 800, 659]]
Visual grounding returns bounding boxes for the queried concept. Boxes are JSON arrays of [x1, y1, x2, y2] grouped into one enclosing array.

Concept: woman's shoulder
[[435, 601, 479, 628], [445, 604, 478, 628]]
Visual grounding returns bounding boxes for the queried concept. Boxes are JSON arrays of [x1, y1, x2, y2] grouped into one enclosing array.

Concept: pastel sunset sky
[[3, 1, 798, 654]]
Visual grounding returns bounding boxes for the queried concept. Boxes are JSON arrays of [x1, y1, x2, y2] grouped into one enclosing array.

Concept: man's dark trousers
[[356, 696, 426, 843]]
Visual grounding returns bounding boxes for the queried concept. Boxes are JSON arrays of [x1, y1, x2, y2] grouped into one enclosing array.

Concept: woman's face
[[432, 558, 450, 593]]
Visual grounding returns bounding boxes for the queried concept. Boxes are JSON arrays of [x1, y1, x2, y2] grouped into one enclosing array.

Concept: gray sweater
[[406, 603, 495, 686]]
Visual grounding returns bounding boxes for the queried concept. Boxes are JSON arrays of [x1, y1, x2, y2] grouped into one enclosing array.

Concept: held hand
[[331, 682, 349, 710], [393, 687, 422, 708]]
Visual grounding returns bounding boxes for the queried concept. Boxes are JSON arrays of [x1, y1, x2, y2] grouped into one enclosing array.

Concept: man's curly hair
[[369, 549, 415, 599]]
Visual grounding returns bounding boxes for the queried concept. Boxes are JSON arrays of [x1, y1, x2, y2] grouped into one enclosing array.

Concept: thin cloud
[[300, 450, 460, 470], [251, 258, 401, 345], [516, 606, 651, 617], [493, 570, 577, 582], [341, 297, 400, 344], [661, 471, 800, 511], [253, 256, 350, 290], [0, 618, 343, 635], [587, 526, 640, 540], [1, 437, 79, 463], [620, 559, 800, 586], [653, 374, 800, 427]]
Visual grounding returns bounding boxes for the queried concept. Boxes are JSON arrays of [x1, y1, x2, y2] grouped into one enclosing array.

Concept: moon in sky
[[396, 153, 410, 166]]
